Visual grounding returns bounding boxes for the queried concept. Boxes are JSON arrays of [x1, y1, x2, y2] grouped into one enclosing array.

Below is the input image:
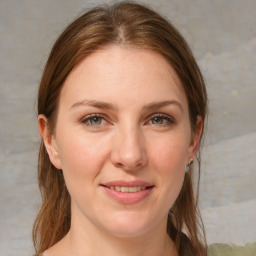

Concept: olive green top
[[208, 242, 256, 256], [34, 242, 256, 255]]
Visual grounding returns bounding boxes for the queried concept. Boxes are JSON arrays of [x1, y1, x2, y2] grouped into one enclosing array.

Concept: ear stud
[[185, 158, 194, 173]]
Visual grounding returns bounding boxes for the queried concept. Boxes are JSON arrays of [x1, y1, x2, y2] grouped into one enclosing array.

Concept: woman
[[33, 1, 208, 255]]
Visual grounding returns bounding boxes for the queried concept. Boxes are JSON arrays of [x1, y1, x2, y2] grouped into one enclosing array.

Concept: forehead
[[60, 46, 187, 110]]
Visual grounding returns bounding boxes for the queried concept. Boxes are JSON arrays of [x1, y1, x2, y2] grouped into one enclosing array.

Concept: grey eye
[[151, 117, 164, 124], [81, 114, 106, 127], [149, 114, 174, 126], [88, 116, 103, 125]]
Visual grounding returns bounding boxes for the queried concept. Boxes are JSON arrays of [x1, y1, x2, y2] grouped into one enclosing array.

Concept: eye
[[81, 114, 106, 127], [151, 116, 165, 125], [148, 113, 175, 126]]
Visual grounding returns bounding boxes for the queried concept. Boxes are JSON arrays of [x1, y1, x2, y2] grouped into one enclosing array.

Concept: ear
[[187, 116, 203, 162], [38, 114, 62, 169]]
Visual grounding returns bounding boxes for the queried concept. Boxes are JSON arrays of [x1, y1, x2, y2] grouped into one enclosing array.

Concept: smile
[[107, 186, 146, 193], [101, 181, 154, 204]]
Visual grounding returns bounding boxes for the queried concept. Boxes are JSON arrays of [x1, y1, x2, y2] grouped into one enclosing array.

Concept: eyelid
[[81, 113, 105, 120], [147, 112, 175, 125], [79, 112, 175, 128], [80, 113, 108, 127]]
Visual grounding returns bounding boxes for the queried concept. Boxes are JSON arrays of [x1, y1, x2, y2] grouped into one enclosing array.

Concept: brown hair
[[33, 1, 208, 255]]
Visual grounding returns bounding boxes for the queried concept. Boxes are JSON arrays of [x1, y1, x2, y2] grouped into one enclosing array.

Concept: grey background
[[0, 0, 255, 255]]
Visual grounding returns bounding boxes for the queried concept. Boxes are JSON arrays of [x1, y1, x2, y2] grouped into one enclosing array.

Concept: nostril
[[115, 162, 124, 168], [110, 140, 147, 171], [113, 160, 143, 171]]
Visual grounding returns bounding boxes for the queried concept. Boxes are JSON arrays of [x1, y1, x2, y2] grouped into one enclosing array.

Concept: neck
[[67, 226, 177, 256], [61, 211, 178, 256]]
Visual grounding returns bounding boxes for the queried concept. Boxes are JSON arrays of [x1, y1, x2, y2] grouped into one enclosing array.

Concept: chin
[[107, 225, 150, 238], [100, 212, 156, 238]]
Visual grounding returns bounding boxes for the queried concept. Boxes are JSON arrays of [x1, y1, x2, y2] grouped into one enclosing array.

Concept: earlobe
[[38, 114, 62, 169]]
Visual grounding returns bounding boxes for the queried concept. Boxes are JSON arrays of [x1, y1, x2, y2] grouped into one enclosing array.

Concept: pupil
[[153, 117, 163, 124], [90, 117, 101, 124]]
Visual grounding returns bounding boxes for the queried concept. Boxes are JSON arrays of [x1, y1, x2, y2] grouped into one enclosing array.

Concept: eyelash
[[81, 114, 107, 128], [148, 113, 175, 126], [80, 113, 175, 128]]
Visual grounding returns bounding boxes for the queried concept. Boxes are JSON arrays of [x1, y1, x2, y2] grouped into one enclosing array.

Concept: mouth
[[100, 181, 154, 204], [101, 185, 154, 193]]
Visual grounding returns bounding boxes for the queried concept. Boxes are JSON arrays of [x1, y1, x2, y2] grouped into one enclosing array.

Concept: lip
[[102, 180, 153, 187], [101, 180, 154, 204]]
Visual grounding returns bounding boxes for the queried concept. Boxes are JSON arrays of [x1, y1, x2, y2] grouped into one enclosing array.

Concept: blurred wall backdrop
[[0, 0, 255, 255]]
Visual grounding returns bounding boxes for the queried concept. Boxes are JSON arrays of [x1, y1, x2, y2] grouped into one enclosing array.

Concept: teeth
[[109, 186, 146, 193]]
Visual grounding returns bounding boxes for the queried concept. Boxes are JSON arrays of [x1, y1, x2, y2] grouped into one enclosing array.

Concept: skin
[[39, 46, 202, 256]]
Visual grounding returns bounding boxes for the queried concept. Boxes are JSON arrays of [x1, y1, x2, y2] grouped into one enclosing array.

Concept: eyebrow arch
[[70, 99, 116, 110], [143, 100, 183, 112], [70, 99, 183, 112]]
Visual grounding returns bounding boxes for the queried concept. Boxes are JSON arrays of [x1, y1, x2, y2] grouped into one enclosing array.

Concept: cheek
[[56, 128, 109, 184], [56, 133, 110, 209], [152, 136, 187, 173], [149, 134, 187, 198]]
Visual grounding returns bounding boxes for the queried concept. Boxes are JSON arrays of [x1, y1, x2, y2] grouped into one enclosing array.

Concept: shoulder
[[208, 242, 256, 256]]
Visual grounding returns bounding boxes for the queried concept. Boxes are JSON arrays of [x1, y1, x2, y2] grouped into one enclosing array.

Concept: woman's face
[[40, 46, 201, 238]]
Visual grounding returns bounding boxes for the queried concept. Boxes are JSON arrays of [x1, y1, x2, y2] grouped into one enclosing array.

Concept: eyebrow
[[70, 99, 183, 112], [142, 100, 183, 112], [70, 100, 116, 110]]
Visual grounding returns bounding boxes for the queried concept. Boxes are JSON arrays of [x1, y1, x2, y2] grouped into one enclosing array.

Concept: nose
[[110, 126, 147, 171]]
